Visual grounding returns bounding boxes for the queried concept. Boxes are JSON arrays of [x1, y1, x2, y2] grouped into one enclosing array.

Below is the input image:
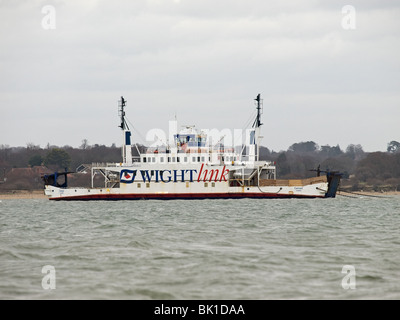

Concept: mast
[[253, 94, 263, 129], [119, 96, 133, 165], [254, 94, 263, 162], [119, 96, 129, 131], [249, 94, 263, 162]]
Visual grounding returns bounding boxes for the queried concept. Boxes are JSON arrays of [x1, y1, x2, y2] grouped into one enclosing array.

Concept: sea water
[[0, 196, 399, 300]]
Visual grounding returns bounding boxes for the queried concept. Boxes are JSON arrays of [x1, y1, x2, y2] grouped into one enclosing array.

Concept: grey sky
[[1, 0, 399, 152]]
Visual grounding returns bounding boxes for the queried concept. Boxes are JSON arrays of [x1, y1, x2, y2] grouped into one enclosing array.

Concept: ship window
[[172, 157, 176, 162], [168, 157, 171, 163], [201, 157, 204, 162], [146, 183, 150, 188], [192, 157, 196, 162], [222, 156, 225, 162], [212, 182, 215, 187], [143, 157, 147, 163], [152, 157, 155, 163], [184, 157, 188, 163], [204, 182, 208, 187], [160, 157, 164, 163], [198, 156, 201, 162], [137, 183, 141, 188], [177, 157, 180, 163], [186, 182, 189, 188]]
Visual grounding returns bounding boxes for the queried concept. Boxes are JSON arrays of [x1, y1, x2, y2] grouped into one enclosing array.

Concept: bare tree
[[80, 139, 90, 150]]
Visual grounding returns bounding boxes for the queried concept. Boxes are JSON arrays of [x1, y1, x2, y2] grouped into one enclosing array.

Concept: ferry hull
[[47, 192, 325, 201], [44, 168, 341, 201], [44, 171, 342, 200], [45, 180, 334, 200]]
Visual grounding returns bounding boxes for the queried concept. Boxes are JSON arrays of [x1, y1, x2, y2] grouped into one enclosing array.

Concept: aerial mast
[[251, 94, 263, 162], [119, 96, 129, 130], [119, 96, 133, 165], [253, 94, 263, 129]]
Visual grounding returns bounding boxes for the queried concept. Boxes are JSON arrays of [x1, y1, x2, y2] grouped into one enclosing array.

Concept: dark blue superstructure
[[325, 171, 342, 198], [42, 170, 72, 188]]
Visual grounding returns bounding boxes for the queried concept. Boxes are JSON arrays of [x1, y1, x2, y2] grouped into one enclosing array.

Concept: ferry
[[43, 95, 341, 200]]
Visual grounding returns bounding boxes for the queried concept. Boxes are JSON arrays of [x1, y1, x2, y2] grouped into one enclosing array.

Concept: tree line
[[0, 140, 399, 191], [259, 141, 400, 192]]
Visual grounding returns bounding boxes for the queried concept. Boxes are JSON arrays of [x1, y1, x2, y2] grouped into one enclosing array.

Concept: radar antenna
[[118, 96, 130, 130], [252, 94, 263, 128]]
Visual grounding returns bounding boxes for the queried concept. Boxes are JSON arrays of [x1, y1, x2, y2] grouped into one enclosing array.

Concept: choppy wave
[[0, 197, 400, 299]]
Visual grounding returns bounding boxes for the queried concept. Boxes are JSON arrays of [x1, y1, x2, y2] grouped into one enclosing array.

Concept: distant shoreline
[[338, 190, 400, 197], [0, 189, 399, 200], [0, 190, 48, 200]]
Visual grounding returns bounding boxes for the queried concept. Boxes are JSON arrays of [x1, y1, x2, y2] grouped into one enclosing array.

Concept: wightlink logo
[[120, 164, 229, 184]]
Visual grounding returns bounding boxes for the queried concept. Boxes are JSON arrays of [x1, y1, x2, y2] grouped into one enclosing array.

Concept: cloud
[[0, 0, 399, 151]]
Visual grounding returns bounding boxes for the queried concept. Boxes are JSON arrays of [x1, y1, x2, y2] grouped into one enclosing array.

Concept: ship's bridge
[[174, 126, 207, 150]]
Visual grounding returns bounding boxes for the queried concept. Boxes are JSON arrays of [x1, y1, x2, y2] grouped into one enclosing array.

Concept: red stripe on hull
[[50, 192, 324, 201]]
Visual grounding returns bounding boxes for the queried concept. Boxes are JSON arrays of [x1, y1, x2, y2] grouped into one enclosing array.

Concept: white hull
[[45, 163, 329, 200]]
